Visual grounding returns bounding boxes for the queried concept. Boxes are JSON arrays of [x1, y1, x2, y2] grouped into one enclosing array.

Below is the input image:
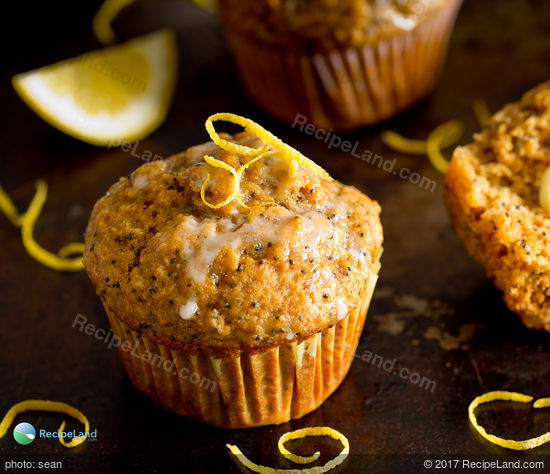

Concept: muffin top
[[219, 0, 450, 50], [84, 116, 382, 356], [444, 81, 550, 331]]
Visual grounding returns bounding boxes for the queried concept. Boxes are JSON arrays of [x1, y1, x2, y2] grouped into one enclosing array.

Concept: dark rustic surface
[[1, 1, 550, 472]]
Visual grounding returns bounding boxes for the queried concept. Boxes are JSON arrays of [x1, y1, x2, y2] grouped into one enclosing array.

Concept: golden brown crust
[[444, 81, 550, 331], [84, 133, 383, 356], [218, 0, 449, 50]]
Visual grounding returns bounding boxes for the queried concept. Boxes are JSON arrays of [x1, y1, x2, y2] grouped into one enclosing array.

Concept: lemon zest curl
[[381, 120, 463, 174], [472, 99, 491, 128], [200, 113, 331, 210], [426, 120, 464, 174], [0, 180, 84, 271], [469, 391, 550, 451], [227, 426, 349, 474], [200, 152, 276, 209], [0, 185, 24, 226], [381, 101, 493, 174], [200, 155, 241, 209], [205, 113, 333, 182], [381, 123, 462, 155], [57, 242, 87, 258], [92, 0, 136, 45]]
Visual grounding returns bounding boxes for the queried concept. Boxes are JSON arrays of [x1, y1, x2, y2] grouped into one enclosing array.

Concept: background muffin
[[218, 0, 462, 130], [444, 81, 550, 332], [83, 126, 383, 428]]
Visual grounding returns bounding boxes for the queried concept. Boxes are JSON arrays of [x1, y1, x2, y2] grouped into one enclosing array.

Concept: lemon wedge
[[12, 29, 178, 146]]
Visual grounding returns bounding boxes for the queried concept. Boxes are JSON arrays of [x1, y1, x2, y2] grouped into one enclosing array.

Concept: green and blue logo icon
[[13, 422, 36, 445]]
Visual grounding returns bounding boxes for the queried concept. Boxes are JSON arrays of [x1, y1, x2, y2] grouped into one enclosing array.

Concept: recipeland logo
[[13, 423, 36, 445], [12, 422, 97, 445]]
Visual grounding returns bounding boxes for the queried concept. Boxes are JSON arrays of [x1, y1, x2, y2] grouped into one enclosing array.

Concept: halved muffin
[[444, 82, 550, 331], [83, 115, 383, 427]]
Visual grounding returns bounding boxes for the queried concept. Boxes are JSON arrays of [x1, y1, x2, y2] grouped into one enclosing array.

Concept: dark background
[[1, 1, 550, 472]]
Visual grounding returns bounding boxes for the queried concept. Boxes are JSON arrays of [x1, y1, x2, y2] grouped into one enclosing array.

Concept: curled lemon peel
[[533, 398, 550, 409], [539, 166, 550, 213], [0, 400, 90, 448], [472, 99, 491, 128], [58, 242, 86, 258], [205, 113, 333, 181], [381, 120, 463, 174], [426, 120, 464, 174], [0, 180, 84, 271], [92, 0, 137, 45], [200, 155, 240, 209], [0, 185, 24, 226], [227, 426, 349, 474], [200, 152, 276, 210], [21, 181, 85, 271], [469, 391, 550, 451], [381, 126, 462, 155], [380, 131, 427, 154], [234, 152, 276, 209]]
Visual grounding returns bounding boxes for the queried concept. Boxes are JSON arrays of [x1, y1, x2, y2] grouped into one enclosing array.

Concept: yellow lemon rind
[[472, 99, 491, 129], [227, 426, 349, 474], [469, 391, 550, 451], [200, 152, 276, 210], [426, 120, 463, 174], [0, 181, 84, 271], [205, 113, 333, 182], [93, 0, 137, 45]]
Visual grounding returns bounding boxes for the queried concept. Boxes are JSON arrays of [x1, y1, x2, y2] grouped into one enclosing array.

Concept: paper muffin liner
[[221, 0, 462, 130], [104, 265, 379, 429]]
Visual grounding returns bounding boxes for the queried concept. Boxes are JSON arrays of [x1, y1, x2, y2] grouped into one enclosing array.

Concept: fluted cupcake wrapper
[[223, 0, 462, 131], [104, 267, 378, 429]]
